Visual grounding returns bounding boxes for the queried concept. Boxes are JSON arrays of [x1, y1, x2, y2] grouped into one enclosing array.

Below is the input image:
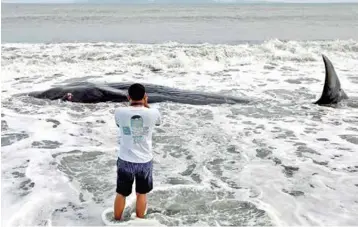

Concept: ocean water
[[2, 3, 358, 43], [1, 3, 358, 227]]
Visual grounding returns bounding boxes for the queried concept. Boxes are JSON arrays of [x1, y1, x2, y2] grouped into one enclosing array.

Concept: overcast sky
[[2, 0, 358, 3]]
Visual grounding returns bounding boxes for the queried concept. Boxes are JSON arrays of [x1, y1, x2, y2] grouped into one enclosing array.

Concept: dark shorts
[[116, 158, 153, 197]]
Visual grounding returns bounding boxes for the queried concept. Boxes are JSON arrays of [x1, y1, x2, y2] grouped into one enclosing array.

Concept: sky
[[2, 0, 358, 3]]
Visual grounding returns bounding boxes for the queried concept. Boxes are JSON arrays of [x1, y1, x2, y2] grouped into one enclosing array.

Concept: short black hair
[[128, 83, 145, 101]]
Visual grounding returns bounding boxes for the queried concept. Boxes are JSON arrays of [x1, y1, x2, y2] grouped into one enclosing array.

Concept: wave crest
[[2, 39, 358, 71]]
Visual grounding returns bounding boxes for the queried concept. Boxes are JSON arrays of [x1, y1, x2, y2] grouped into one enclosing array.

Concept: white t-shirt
[[114, 106, 161, 163]]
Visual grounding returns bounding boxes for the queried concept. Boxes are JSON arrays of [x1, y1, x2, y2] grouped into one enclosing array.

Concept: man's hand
[[144, 95, 150, 108]]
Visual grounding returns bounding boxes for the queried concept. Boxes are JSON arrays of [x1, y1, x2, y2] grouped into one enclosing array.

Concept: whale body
[[27, 82, 250, 105], [26, 54, 349, 106]]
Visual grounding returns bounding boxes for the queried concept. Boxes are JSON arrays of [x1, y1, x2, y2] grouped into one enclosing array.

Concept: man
[[113, 83, 161, 220]]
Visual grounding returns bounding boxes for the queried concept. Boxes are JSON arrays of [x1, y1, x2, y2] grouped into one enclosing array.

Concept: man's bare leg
[[114, 193, 126, 220], [136, 193, 147, 218]]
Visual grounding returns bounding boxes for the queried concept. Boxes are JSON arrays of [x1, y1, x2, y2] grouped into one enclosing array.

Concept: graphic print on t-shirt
[[130, 115, 144, 143]]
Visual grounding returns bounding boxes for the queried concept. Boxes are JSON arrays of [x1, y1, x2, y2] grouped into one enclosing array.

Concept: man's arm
[[114, 109, 122, 146], [114, 109, 120, 127], [144, 95, 161, 125]]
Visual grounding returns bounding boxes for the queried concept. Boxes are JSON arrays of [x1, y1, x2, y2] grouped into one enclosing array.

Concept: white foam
[[1, 40, 358, 226]]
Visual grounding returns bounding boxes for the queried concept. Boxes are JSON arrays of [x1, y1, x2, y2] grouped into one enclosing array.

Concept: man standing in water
[[113, 83, 161, 220]]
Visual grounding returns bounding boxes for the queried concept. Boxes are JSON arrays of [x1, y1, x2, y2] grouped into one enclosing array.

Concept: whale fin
[[314, 54, 348, 105]]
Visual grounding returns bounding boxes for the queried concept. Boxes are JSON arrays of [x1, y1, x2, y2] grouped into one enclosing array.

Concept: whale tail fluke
[[314, 54, 348, 105]]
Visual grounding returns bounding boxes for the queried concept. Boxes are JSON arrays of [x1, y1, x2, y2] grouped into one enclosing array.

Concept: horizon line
[[2, 1, 358, 4]]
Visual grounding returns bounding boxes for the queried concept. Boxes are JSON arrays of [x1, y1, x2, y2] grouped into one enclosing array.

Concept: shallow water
[[1, 40, 358, 226]]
